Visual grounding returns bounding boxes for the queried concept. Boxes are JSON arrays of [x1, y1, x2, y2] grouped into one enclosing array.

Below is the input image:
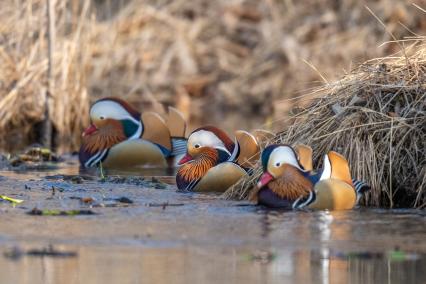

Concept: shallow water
[[0, 159, 425, 284]]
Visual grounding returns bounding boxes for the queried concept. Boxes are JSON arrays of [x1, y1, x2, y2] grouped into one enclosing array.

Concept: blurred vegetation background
[[0, 0, 425, 152]]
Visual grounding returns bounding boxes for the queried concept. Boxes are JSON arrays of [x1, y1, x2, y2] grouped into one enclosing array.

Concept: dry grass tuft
[[0, 0, 90, 152], [225, 43, 426, 209]]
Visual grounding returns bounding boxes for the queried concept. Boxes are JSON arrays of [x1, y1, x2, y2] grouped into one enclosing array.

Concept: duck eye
[[99, 116, 105, 120], [275, 162, 281, 167], [194, 144, 200, 149]]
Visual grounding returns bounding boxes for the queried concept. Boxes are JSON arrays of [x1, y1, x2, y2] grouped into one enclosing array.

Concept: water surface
[[0, 160, 424, 284]]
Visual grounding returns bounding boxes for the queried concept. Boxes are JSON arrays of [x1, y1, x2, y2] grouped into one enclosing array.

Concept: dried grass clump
[[225, 43, 426, 209], [0, 0, 90, 152]]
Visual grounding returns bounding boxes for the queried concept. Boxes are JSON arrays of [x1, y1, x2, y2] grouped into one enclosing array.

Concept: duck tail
[[352, 179, 371, 194], [171, 138, 187, 157], [141, 112, 172, 152], [352, 179, 371, 204], [165, 107, 188, 158], [294, 144, 313, 171]]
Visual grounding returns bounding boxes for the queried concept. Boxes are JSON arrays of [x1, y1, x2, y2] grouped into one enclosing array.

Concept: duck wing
[[193, 162, 246, 192], [252, 129, 274, 148], [141, 112, 172, 154], [294, 144, 313, 171], [166, 107, 187, 138], [229, 130, 260, 169], [320, 151, 353, 185]]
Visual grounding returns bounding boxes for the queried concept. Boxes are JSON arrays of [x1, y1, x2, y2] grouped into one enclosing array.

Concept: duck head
[[178, 126, 235, 165], [83, 98, 142, 139], [257, 144, 304, 189], [79, 98, 143, 167], [176, 126, 235, 191]]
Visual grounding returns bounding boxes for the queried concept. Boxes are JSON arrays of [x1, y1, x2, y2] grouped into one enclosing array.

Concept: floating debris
[[332, 251, 383, 260], [68, 176, 86, 184], [100, 176, 169, 189], [232, 202, 256, 207], [7, 146, 62, 169], [151, 177, 168, 189], [246, 250, 276, 264], [147, 202, 185, 210], [4, 245, 77, 260], [331, 249, 421, 262], [0, 195, 24, 205], [44, 175, 95, 183], [101, 176, 147, 186], [69, 196, 134, 207], [388, 250, 421, 262], [82, 197, 95, 204], [70, 196, 96, 204], [43, 182, 73, 192], [113, 197, 134, 204], [28, 208, 96, 216]]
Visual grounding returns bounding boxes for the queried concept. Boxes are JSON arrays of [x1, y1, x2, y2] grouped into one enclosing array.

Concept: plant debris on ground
[[101, 176, 169, 189], [0, 195, 24, 205], [28, 208, 97, 216], [1, 146, 62, 170], [4, 245, 77, 260]]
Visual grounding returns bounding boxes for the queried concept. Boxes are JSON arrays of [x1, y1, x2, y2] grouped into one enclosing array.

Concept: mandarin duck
[[176, 126, 260, 192], [254, 144, 370, 210], [252, 129, 275, 148], [79, 97, 187, 169]]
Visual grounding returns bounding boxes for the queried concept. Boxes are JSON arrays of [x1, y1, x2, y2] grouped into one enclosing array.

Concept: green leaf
[[0, 195, 24, 204]]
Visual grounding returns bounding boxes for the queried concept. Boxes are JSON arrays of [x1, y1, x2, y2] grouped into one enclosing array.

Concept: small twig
[[412, 3, 426, 14], [147, 202, 185, 209], [365, 6, 409, 65], [302, 59, 329, 84], [42, 0, 56, 148]]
